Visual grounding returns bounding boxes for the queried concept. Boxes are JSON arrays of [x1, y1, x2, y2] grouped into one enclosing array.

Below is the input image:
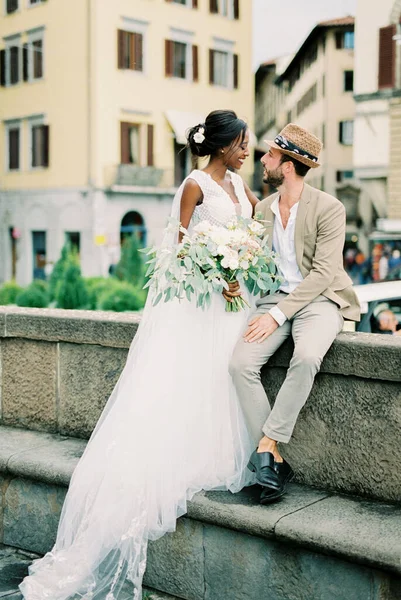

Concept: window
[[296, 83, 317, 116], [120, 122, 154, 166], [209, 48, 238, 89], [344, 70, 354, 92], [336, 30, 354, 50], [117, 30, 143, 72], [32, 231, 46, 280], [165, 38, 198, 81], [7, 124, 20, 170], [24, 30, 44, 81], [6, 0, 18, 13], [209, 0, 239, 19], [65, 232, 80, 253], [339, 121, 354, 146], [31, 123, 49, 167], [1, 31, 44, 86], [344, 31, 354, 49], [28, 0, 45, 5], [336, 170, 354, 183]]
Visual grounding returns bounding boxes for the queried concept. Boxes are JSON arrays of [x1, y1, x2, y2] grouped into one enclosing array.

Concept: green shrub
[[49, 242, 71, 301], [115, 234, 145, 288], [0, 280, 23, 305], [84, 277, 110, 310], [56, 255, 88, 309], [98, 280, 145, 312], [16, 280, 49, 308]]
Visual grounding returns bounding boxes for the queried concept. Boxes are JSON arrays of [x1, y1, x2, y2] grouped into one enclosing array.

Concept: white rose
[[248, 221, 265, 234]]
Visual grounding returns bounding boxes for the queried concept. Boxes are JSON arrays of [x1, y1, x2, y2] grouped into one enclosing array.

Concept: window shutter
[[192, 45, 198, 82], [165, 39, 173, 77], [23, 43, 29, 81], [117, 29, 124, 69], [0, 50, 6, 87], [339, 122, 343, 143], [9, 129, 20, 170], [378, 24, 396, 89], [233, 53, 239, 89], [6, 0, 18, 14], [134, 33, 143, 71], [147, 124, 154, 166], [335, 31, 343, 49], [10, 46, 20, 85], [233, 0, 239, 19], [42, 125, 49, 167], [210, 0, 218, 13], [192, 0, 198, 7], [209, 49, 214, 84], [120, 122, 130, 164]]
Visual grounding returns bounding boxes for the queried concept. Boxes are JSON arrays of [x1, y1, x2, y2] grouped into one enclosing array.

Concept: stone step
[[0, 425, 400, 600], [0, 546, 180, 600]]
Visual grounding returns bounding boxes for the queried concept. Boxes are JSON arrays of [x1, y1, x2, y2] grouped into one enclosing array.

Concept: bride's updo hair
[[187, 110, 248, 158]]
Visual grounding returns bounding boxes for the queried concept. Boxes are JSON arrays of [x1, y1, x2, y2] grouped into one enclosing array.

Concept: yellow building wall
[[92, 0, 254, 187], [0, 0, 89, 189], [1, 0, 254, 191]]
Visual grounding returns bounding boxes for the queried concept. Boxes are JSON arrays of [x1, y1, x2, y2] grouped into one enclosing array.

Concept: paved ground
[[0, 545, 177, 600]]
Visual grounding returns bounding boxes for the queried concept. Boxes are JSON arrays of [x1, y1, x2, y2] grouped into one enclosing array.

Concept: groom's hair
[[280, 154, 311, 178], [187, 110, 248, 158]]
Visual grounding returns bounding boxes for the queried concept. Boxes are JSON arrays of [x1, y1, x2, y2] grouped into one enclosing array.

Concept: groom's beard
[[263, 167, 285, 188]]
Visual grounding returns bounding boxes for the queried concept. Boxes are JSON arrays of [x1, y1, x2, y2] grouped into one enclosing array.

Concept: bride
[[20, 110, 259, 600]]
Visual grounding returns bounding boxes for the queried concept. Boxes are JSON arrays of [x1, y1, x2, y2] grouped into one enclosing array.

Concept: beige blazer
[[257, 183, 361, 322]]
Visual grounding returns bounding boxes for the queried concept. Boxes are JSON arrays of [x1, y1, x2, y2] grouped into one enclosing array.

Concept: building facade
[[0, 0, 254, 285], [354, 0, 401, 256], [255, 18, 357, 244]]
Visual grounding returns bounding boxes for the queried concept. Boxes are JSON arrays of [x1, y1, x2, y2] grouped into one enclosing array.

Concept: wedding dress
[[20, 169, 255, 600]]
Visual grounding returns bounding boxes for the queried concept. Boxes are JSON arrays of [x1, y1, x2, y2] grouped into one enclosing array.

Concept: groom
[[229, 124, 360, 504]]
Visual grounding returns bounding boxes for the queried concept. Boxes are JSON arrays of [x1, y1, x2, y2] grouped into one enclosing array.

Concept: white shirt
[[269, 196, 304, 326]]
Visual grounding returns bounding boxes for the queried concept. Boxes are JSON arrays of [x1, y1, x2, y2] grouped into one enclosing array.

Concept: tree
[[115, 234, 145, 288], [49, 242, 72, 301], [56, 252, 88, 309]]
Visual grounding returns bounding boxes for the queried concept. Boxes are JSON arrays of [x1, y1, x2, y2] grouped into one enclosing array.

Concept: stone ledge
[[0, 307, 400, 380], [0, 307, 141, 349], [0, 426, 400, 577]]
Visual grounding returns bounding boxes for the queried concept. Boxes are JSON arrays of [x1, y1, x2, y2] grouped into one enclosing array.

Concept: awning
[[165, 110, 205, 145], [165, 109, 257, 147]]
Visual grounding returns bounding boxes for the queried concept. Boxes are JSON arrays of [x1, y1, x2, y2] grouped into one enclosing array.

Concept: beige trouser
[[229, 292, 344, 445]]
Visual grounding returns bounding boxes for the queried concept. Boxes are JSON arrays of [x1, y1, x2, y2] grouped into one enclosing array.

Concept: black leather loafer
[[259, 458, 294, 505], [275, 459, 294, 486], [247, 450, 281, 489]]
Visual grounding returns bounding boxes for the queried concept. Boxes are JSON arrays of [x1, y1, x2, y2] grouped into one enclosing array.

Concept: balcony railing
[[105, 165, 174, 188]]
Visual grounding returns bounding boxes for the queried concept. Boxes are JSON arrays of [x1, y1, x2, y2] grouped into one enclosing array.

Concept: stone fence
[[0, 306, 400, 503]]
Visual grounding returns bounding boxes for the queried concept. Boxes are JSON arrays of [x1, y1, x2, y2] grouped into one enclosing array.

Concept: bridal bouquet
[[142, 215, 282, 312]]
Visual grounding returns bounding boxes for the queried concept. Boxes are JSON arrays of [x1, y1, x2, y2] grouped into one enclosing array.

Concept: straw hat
[[265, 123, 322, 169]]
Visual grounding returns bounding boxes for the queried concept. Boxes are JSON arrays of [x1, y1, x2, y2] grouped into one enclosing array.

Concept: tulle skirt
[[19, 290, 255, 600]]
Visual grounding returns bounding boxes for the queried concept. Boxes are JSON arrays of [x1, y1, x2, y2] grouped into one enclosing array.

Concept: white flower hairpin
[[194, 127, 205, 144]]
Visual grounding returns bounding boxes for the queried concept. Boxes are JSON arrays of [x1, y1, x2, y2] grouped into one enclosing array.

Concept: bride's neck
[[203, 158, 228, 182]]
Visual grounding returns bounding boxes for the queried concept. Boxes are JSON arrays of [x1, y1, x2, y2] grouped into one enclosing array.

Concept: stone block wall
[[0, 306, 400, 502]]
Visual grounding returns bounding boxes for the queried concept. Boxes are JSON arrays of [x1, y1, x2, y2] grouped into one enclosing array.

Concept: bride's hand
[[222, 280, 241, 302]]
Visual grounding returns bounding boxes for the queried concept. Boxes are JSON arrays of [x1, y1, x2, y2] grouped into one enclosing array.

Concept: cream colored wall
[[282, 30, 355, 196], [93, 0, 254, 188], [354, 0, 394, 96], [0, 0, 89, 189], [0, 0, 254, 192]]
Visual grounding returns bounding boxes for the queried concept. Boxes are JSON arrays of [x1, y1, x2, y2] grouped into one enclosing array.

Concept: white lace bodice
[[186, 169, 253, 229]]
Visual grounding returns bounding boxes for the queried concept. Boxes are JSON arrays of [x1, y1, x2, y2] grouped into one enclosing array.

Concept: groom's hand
[[244, 313, 278, 343]]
